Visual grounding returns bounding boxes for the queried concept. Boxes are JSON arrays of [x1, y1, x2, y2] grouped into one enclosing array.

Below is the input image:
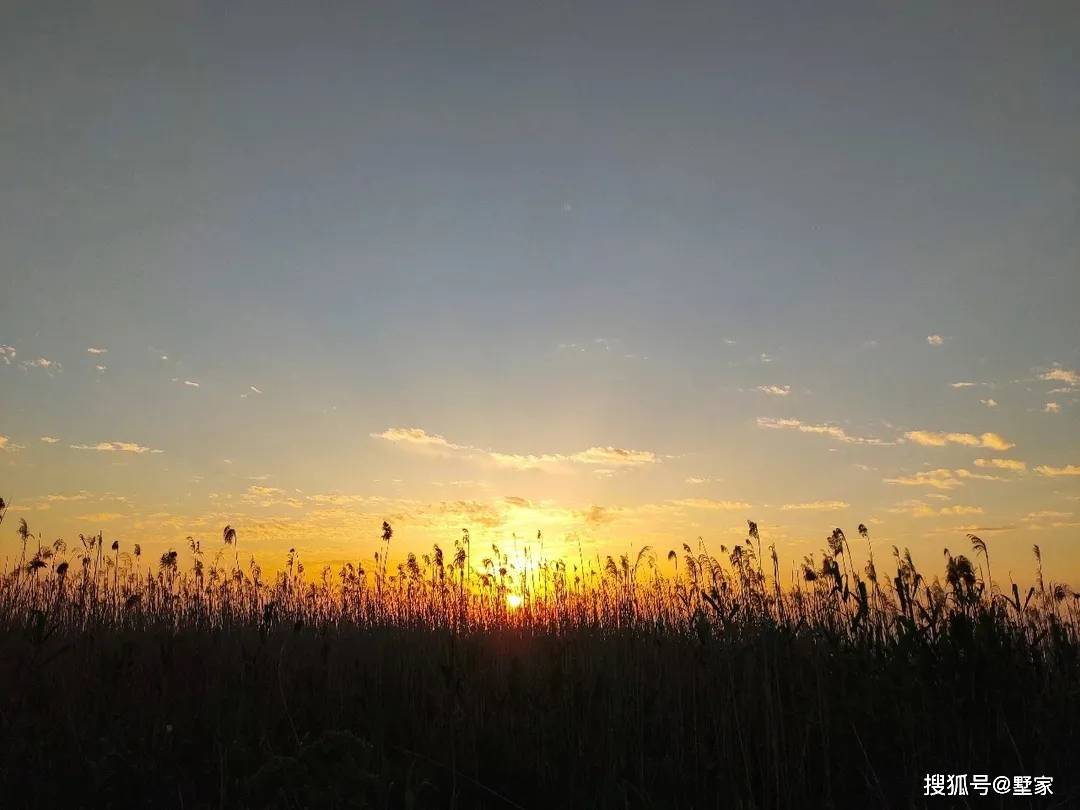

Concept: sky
[[2, 1, 1079, 583]]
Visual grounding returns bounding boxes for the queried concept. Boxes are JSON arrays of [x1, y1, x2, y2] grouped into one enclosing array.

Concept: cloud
[[1026, 510, 1072, 520], [70, 441, 163, 454], [980, 399, 998, 408], [0, 435, 27, 453], [567, 447, 657, 466], [244, 485, 303, 509], [502, 495, 533, 509], [183, 380, 200, 388], [684, 477, 713, 485], [374, 427, 465, 451], [904, 430, 1014, 451], [756, 417, 892, 445], [885, 470, 964, 490], [670, 498, 752, 511], [19, 492, 117, 509], [579, 505, 615, 525], [889, 500, 983, 518], [1044, 402, 1061, 414], [950, 382, 977, 388], [885, 468, 1004, 491], [942, 505, 986, 516], [95, 364, 107, 372], [1039, 368, 1079, 388], [0, 346, 15, 364], [1035, 464, 1080, 477], [974, 458, 1026, 472], [780, 501, 850, 511], [557, 338, 646, 360], [250, 386, 263, 394], [22, 357, 60, 371], [927, 335, 946, 346], [86, 347, 107, 355], [755, 385, 791, 396], [76, 512, 125, 522], [18, 491, 132, 511], [40, 436, 60, 444], [373, 426, 659, 471]]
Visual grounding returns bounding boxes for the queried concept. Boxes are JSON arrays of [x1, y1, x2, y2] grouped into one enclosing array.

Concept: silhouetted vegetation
[[1, 502, 1077, 808]]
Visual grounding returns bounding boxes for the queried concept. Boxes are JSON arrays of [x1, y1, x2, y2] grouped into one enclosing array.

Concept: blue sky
[[2, 2, 1079, 579]]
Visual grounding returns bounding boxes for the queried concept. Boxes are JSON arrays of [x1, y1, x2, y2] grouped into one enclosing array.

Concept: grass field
[[1, 511, 1077, 808]]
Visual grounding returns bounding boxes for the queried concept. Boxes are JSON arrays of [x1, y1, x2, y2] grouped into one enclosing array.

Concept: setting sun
[[2, 2, 1079, 807]]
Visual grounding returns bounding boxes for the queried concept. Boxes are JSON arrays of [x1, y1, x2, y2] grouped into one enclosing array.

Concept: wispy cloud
[[70, 441, 163, 454], [557, 337, 646, 360], [19, 491, 129, 512], [40, 436, 60, 444], [950, 382, 977, 388], [755, 384, 791, 396], [86, 347, 107, 355], [183, 380, 200, 388], [373, 427, 659, 471], [904, 430, 1014, 451], [927, 335, 946, 346], [885, 468, 1003, 491], [756, 417, 892, 445], [0, 346, 16, 365], [76, 512, 125, 522], [669, 498, 752, 511], [565, 447, 658, 466], [95, 364, 107, 372], [889, 499, 983, 518], [1039, 367, 1079, 388], [980, 399, 998, 408], [244, 485, 303, 508], [974, 458, 1026, 472], [374, 427, 466, 451], [1035, 464, 1080, 477], [780, 500, 849, 511], [21, 357, 60, 372], [1026, 510, 1072, 520]]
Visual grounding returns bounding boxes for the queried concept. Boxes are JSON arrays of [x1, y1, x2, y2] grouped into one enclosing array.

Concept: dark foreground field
[[1, 522, 1078, 808]]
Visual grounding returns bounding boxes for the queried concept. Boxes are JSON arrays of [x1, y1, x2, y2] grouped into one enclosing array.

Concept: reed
[[1, 510, 1077, 808]]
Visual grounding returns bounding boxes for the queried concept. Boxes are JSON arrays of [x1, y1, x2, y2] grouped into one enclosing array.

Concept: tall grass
[[1, 503, 1077, 808]]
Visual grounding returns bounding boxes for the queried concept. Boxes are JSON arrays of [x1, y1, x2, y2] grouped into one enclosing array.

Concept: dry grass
[[1, 503, 1077, 808]]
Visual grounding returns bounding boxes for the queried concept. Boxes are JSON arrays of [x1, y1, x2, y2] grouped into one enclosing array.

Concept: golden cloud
[[904, 430, 1014, 451]]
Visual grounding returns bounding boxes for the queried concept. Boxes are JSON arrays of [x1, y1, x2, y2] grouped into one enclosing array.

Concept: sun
[[506, 593, 523, 609]]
